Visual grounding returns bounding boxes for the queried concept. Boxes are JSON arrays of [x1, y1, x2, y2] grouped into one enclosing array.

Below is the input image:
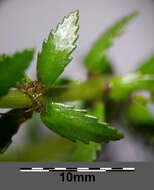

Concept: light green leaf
[[71, 102, 105, 161], [127, 96, 154, 125], [125, 96, 154, 143], [84, 12, 138, 73], [37, 10, 79, 87], [90, 101, 106, 122], [110, 73, 154, 101], [136, 54, 154, 75], [71, 141, 101, 161], [41, 102, 123, 143], [0, 49, 34, 97]]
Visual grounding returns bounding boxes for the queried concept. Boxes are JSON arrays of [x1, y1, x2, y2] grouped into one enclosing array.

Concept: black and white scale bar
[[19, 167, 135, 173]]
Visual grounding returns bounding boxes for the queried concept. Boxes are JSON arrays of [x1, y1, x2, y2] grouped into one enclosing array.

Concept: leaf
[[136, 54, 154, 75], [91, 55, 113, 74], [126, 96, 154, 125], [125, 96, 154, 144], [0, 49, 34, 97], [40, 102, 123, 144], [90, 101, 106, 122], [71, 102, 105, 161], [0, 109, 33, 153], [84, 12, 138, 73], [16, 74, 32, 86], [71, 141, 101, 161], [89, 55, 113, 74], [53, 77, 72, 86], [37, 10, 79, 87], [110, 73, 154, 101]]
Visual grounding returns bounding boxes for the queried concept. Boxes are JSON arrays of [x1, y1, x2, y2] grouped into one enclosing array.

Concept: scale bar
[[20, 167, 135, 173]]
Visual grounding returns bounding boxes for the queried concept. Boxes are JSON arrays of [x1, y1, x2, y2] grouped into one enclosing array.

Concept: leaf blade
[[110, 73, 154, 101], [84, 12, 138, 73], [37, 10, 79, 87], [40, 102, 123, 143], [71, 102, 105, 161], [126, 96, 154, 125], [136, 54, 154, 75], [71, 141, 101, 161], [0, 49, 34, 97]]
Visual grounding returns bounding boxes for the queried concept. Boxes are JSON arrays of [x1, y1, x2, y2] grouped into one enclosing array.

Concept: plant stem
[[44, 78, 105, 102], [1, 73, 154, 109], [0, 90, 32, 108]]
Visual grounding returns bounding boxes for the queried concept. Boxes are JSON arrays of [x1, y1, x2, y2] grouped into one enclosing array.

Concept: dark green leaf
[[41, 102, 123, 143], [16, 74, 32, 86], [0, 109, 33, 153], [53, 77, 72, 86], [0, 49, 34, 97], [37, 10, 79, 87], [136, 54, 154, 75], [84, 12, 138, 73]]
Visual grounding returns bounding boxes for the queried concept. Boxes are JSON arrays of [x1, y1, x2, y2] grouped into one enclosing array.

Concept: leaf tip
[[117, 131, 124, 139], [70, 9, 79, 18]]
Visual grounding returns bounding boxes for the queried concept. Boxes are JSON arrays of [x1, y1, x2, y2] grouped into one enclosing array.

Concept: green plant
[[0, 10, 154, 161]]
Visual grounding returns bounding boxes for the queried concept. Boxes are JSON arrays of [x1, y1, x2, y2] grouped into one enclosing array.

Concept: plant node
[[17, 81, 46, 112]]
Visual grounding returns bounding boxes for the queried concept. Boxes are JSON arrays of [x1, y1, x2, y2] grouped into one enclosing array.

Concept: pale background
[[0, 0, 154, 161]]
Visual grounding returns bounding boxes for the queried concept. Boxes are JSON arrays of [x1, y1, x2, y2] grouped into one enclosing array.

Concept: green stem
[[1, 73, 154, 109], [0, 90, 32, 108], [44, 78, 105, 102], [45, 73, 154, 102]]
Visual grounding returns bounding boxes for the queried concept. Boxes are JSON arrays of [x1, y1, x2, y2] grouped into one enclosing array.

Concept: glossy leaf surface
[[37, 10, 79, 87], [71, 102, 105, 161], [41, 102, 123, 143]]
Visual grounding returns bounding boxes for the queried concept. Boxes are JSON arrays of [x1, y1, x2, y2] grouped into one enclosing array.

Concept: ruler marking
[[19, 167, 135, 173], [106, 170, 135, 172], [20, 170, 49, 172], [32, 168, 43, 170], [54, 168, 66, 170], [77, 170, 106, 172]]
